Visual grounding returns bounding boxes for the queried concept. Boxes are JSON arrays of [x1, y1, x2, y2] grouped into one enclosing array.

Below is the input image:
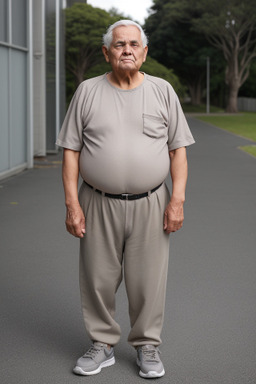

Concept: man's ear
[[143, 46, 148, 63], [102, 46, 110, 63]]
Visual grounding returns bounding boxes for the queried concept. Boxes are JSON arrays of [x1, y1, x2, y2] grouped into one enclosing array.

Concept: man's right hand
[[65, 202, 86, 238]]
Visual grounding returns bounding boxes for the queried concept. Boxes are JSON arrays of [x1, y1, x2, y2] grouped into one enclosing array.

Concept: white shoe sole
[[139, 369, 165, 378], [137, 358, 165, 378], [73, 356, 115, 376]]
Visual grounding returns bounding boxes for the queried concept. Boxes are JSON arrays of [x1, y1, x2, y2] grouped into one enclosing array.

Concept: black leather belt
[[84, 181, 162, 200]]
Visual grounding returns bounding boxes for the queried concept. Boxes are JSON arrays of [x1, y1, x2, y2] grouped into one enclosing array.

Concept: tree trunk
[[75, 69, 85, 86], [225, 51, 240, 113], [188, 79, 202, 105], [226, 82, 239, 113]]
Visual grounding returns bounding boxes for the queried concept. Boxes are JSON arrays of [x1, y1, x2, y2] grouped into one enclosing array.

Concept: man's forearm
[[62, 149, 86, 238], [169, 147, 188, 202], [62, 148, 80, 207], [164, 147, 188, 233]]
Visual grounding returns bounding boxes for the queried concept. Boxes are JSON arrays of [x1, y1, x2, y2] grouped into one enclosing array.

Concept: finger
[[79, 227, 86, 238], [81, 219, 86, 234], [75, 225, 86, 238], [66, 224, 83, 238], [171, 222, 183, 233], [163, 211, 168, 230], [167, 220, 183, 233]]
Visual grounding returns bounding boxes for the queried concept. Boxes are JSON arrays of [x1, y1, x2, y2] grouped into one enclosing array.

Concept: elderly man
[[57, 20, 194, 379]]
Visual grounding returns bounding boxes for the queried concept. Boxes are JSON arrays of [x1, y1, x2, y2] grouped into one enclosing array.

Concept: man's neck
[[107, 71, 144, 90]]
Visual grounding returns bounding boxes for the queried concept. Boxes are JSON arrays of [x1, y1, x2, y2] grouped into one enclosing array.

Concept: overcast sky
[[87, 0, 153, 24]]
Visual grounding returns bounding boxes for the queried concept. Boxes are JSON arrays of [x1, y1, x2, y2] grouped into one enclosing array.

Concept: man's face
[[102, 26, 148, 74]]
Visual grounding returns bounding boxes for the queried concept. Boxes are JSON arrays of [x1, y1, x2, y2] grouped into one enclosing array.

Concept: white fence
[[238, 97, 256, 112]]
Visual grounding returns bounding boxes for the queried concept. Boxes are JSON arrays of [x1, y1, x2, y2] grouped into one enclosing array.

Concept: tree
[[108, 7, 131, 20], [65, 3, 117, 86], [141, 56, 185, 98], [239, 60, 256, 97], [192, 0, 256, 112], [148, 0, 256, 112], [145, 7, 221, 105]]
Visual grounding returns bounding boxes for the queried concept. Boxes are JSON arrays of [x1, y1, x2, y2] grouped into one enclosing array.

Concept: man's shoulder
[[78, 74, 106, 91], [71, 74, 108, 102], [144, 74, 176, 96], [145, 74, 173, 88]]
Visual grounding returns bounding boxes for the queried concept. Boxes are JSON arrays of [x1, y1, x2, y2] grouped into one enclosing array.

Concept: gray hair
[[103, 20, 148, 48]]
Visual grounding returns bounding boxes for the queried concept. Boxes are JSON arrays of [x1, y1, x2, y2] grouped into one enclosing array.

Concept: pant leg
[[123, 183, 170, 347], [78, 182, 125, 346]]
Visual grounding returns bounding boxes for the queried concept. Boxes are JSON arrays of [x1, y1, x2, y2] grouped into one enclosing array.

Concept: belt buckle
[[121, 193, 130, 200]]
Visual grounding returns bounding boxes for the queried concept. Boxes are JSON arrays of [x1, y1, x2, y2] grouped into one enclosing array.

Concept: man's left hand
[[164, 198, 184, 234]]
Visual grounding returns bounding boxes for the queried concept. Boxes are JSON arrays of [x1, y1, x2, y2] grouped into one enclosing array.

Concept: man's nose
[[123, 44, 132, 55]]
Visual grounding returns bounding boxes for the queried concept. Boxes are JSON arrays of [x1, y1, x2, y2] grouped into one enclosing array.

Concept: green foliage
[[145, 0, 256, 111], [85, 61, 112, 79], [182, 104, 224, 113], [187, 0, 256, 111], [141, 56, 185, 98], [188, 0, 256, 37], [239, 61, 256, 97], [65, 3, 117, 88], [239, 146, 256, 158], [144, 0, 223, 105], [108, 7, 132, 20]]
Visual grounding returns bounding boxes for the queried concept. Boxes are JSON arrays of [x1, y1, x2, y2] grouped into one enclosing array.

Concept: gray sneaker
[[73, 342, 115, 375], [137, 345, 165, 378]]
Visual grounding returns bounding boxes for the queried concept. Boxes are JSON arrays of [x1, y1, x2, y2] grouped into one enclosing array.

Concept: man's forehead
[[112, 25, 142, 41]]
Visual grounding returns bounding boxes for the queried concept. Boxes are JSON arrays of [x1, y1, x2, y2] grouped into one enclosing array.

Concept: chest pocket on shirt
[[143, 113, 168, 138]]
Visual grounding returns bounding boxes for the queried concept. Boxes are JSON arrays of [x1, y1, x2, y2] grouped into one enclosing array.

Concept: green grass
[[192, 111, 256, 158], [239, 146, 256, 157], [196, 112, 256, 142], [182, 104, 224, 113]]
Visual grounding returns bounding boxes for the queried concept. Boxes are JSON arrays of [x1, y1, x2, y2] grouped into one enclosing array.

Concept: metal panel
[[33, 0, 46, 156], [0, 0, 8, 42], [10, 49, 27, 167], [12, 0, 27, 47], [0, 46, 9, 172], [45, 0, 56, 151]]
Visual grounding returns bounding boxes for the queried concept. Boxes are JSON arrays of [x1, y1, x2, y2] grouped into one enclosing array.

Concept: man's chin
[[120, 63, 137, 70]]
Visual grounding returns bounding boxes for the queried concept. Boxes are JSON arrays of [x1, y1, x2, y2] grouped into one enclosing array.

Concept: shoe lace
[[141, 347, 160, 362], [83, 344, 103, 359]]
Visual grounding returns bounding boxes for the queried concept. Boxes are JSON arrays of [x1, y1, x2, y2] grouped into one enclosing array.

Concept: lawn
[[190, 111, 256, 158], [238, 145, 256, 157], [182, 104, 224, 114]]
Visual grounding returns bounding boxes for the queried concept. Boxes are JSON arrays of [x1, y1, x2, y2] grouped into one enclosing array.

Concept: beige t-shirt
[[56, 73, 195, 194]]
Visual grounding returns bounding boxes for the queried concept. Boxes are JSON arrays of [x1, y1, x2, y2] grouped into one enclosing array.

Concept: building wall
[[0, 0, 29, 178], [45, 0, 57, 152], [0, 0, 65, 180], [45, 0, 66, 152], [33, 0, 46, 156]]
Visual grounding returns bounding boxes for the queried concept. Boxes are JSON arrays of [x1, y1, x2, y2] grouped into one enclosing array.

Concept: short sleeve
[[56, 83, 85, 151], [168, 93, 195, 151]]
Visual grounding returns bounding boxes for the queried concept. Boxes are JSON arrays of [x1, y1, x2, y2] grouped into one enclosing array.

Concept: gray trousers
[[78, 182, 170, 347]]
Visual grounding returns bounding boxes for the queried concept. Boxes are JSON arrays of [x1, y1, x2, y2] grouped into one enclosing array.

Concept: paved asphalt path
[[0, 117, 256, 384]]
